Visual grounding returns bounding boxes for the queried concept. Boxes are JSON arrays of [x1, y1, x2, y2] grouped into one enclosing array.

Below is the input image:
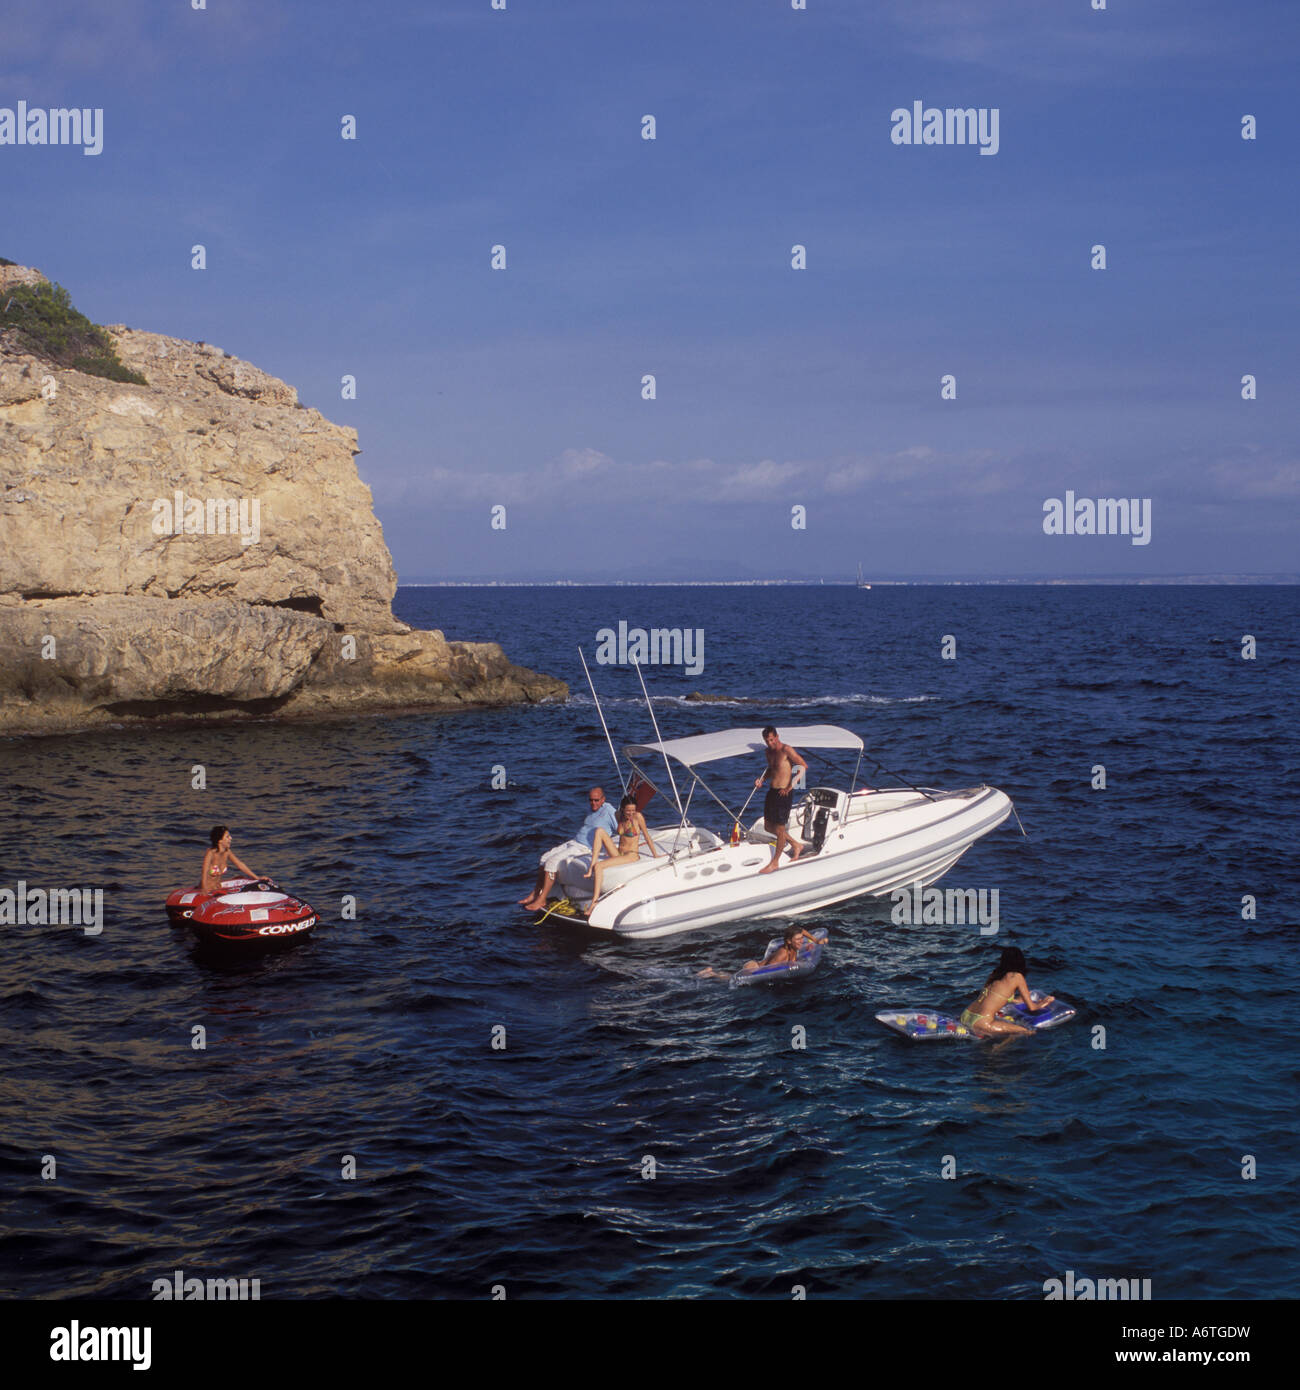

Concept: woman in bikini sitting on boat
[[584, 795, 658, 910], [960, 946, 1054, 1038]]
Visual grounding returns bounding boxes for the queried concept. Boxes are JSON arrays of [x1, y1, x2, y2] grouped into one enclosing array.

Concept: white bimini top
[[624, 724, 864, 768]]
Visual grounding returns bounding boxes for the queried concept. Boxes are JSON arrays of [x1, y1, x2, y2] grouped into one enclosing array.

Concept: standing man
[[521, 787, 619, 910], [754, 726, 808, 874]]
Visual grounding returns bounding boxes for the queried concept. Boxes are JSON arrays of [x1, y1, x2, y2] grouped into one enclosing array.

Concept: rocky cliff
[[0, 265, 566, 734]]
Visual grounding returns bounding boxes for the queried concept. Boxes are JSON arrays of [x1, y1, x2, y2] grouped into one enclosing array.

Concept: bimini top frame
[[623, 725, 867, 844]]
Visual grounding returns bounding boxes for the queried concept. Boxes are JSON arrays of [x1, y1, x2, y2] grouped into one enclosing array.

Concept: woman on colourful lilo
[[960, 946, 1054, 1037]]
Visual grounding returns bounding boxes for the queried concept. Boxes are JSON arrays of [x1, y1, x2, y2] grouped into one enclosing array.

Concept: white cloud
[[1206, 454, 1300, 501], [714, 458, 806, 500], [413, 444, 1037, 509], [557, 448, 612, 479], [829, 0, 1293, 84], [407, 441, 1300, 516]]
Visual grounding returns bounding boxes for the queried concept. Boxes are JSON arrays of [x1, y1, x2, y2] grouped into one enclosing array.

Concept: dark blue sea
[[2, 585, 1297, 1300]]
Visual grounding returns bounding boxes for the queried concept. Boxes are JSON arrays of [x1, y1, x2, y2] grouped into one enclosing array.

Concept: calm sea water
[[2, 585, 1297, 1299]]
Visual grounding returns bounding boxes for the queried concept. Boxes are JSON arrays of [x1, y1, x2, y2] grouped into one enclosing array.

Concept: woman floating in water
[[960, 946, 1054, 1037], [742, 925, 819, 972], [697, 925, 821, 979], [585, 796, 658, 910], [201, 825, 260, 893]]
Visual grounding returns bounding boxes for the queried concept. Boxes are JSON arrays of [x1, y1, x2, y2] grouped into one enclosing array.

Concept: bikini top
[[978, 973, 1016, 1002]]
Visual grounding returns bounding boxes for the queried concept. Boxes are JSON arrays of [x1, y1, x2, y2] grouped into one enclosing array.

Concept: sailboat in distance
[[857, 563, 872, 590]]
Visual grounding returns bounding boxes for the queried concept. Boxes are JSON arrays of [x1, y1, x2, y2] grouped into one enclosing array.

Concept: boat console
[[792, 788, 847, 853], [745, 788, 846, 854]]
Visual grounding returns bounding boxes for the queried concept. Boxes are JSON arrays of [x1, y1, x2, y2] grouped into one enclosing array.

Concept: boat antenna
[[578, 647, 627, 794], [632, 657, 683, 817]]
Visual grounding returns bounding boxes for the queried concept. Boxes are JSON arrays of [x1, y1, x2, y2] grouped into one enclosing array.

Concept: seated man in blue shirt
[[520, 786, 619, 911]]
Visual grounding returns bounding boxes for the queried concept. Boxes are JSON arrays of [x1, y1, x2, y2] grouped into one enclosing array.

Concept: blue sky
[[4, 0, 1297, 580]]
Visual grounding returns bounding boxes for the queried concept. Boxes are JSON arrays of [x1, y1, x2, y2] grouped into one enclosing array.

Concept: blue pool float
[[730, 927, 828, 988]]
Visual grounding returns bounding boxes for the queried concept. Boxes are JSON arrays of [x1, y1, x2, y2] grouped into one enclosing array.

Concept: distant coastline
[[399, 575, 1300, 588]]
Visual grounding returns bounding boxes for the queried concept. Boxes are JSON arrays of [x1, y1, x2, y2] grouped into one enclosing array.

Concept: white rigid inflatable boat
[[550, 725, 1013, 939]]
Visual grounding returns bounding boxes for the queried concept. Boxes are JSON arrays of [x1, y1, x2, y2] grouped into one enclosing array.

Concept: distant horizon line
[[396, 575, 1300, 587]]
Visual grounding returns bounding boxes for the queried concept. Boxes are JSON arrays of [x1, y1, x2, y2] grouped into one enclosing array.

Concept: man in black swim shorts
[[764, 784, 792, 827], [754, 726, 808, 874]]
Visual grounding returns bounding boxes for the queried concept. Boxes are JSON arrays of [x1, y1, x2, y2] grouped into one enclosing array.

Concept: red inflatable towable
[[165, 878, 319, 945], [165, 876, 265, 927]]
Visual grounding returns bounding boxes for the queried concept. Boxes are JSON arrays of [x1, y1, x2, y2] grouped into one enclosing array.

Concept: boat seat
[[647, 826, 722, 856], [746, 814, 812, 847]]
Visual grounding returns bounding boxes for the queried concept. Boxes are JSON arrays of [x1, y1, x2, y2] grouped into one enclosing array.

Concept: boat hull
[[577, 786, 1012, 939]]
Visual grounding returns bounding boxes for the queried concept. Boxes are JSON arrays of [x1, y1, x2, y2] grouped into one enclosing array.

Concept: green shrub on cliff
[[0, 280, 146, 384]]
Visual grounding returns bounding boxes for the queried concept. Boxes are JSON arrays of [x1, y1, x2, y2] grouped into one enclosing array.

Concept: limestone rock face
[[2, 326, 396, 631], [0, 264, 50, 294], [0, 267, 566, 734], [0, 358, 43, 408]]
